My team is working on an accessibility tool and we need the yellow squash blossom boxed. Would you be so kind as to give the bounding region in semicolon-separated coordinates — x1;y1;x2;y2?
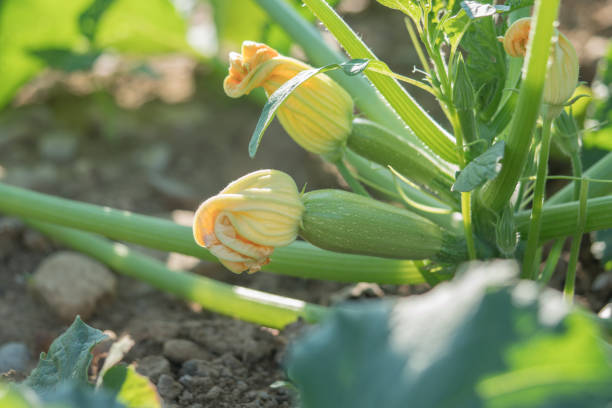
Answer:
224;41;354;158
193;169;304;274
503;17;579;112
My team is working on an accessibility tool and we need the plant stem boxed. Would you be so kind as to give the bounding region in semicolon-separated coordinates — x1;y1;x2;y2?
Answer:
0;182;426;284
564;179;589;302
404;17;431;77
335;158;370;197
298;0;460;164
462;192;477;260
522;117;553;279
538;238;565;285
27;220;327;329
515;195;612;241
480;0;561;213
548;152;612;205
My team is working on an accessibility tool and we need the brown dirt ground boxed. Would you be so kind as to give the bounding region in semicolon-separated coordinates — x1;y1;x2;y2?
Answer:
1;1;610;407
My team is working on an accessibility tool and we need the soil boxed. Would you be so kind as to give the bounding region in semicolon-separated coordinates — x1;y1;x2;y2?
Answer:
0;1;610;407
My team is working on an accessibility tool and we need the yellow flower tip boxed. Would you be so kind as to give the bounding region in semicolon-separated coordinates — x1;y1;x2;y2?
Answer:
503;18;579;111
503;17;531;57
223;41;280;98
193;169;304;274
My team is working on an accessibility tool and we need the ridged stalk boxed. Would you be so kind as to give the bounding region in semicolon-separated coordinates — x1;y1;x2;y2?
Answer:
347;119;457;205
0;182;425;284
480;0;561;212
299;189;467;262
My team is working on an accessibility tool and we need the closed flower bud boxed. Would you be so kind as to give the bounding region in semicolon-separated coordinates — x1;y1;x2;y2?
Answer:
503;18;579;110
223;41;354;158
193;169;304;274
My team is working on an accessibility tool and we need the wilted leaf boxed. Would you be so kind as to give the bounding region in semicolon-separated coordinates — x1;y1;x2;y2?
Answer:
102;365;161;408
452;141;505;192
23;317;107;398
287;261;612;408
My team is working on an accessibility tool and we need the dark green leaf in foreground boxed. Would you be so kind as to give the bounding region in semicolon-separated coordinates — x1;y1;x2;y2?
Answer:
452;141;505;192
102;365;161;408
248;59;369;158
287;261;612;408
23;316;107;397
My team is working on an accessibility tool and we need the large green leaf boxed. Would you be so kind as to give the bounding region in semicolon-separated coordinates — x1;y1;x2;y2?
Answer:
287;261;612;408
23;317;107;398
102;365;161;408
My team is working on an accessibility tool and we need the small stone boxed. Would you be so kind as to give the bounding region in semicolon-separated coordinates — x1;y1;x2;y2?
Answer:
38;131;78;162
157;374;183;400
30;251;117;321
135;143;171;172
599;303;612;320
135;355;171;382
163;339;206;363
592;271;612;292
180;359;219;378
204;385;222;400
148;174;198;207
0;342;30;373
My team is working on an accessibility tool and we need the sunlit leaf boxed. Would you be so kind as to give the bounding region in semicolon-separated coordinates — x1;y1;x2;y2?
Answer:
102;365;161;408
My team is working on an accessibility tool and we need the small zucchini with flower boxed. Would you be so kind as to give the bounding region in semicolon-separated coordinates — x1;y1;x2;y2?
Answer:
193;170;468;274
223;41;457;204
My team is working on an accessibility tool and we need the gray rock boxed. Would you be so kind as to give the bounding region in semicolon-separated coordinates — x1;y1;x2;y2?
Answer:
599;303;612;320
30;251;117;321
204;385;222;400
136;355;171;382
0;342;30;373
136;143;171;172
163;339;206;363
157;374;183;400
180;359;219;378
38;131;78;162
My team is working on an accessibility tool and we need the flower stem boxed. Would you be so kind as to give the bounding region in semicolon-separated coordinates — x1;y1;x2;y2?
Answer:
335;158;370;197
462;192;477;260
522;117;553;279
563;179;589;302
547;152;612;205
26;220;327;328
0;182;426;284
538;238;565;285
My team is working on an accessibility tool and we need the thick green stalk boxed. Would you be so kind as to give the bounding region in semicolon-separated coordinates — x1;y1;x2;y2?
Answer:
522;117;553;279
515;195;612;241
547;151;612;205
0;182;425;284
298;0;459;164
480;0;561;212
27;220;326;329
564;180;589;302
347;119;457;205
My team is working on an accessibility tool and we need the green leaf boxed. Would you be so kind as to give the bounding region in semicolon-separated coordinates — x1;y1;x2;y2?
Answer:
287;261;612;408
102;365;161;408
93;0;192;55
375;0;420;21
452;141;505;192
29;49;102;72
0;383;36;408
44;383;125;408
24;317;108;398
248;59;369;158
79;0;117;42
460;1;508;19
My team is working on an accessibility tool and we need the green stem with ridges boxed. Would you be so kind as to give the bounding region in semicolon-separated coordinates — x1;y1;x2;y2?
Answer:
299;0;459;164
480;0;561;213
335;158;370;197
538;238;565;285
522;117;553;279
27;220;327;329
515;195;612;241
0;182;425;284
547;152;612;205
563;179;589;302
